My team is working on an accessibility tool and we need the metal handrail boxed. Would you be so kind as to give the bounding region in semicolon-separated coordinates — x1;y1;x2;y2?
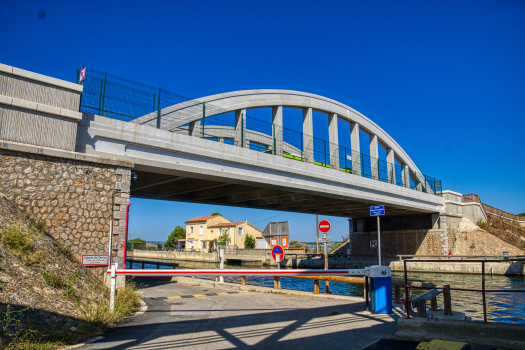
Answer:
393;254;525;261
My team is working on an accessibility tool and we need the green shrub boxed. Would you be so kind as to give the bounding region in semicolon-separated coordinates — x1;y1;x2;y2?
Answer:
42;271;65;289
244;234;255;249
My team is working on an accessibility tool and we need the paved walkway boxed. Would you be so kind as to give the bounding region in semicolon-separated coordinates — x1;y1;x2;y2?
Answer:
79;278;403;350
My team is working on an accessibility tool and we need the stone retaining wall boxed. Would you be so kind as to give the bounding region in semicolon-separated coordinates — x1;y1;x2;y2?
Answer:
0;147;132;276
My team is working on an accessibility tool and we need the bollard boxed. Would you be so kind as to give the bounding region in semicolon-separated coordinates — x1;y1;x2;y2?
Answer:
110;263;117;312
241;276;246;285
443;285;452;315
430;297;438;311
219;245;225;283
314;279;319;294
394;285;401;303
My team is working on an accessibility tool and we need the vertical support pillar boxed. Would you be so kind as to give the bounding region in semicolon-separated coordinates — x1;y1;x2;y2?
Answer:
386;149;396;184
369;134;379;180
401;163;409;188
328;113;339;169
272;106;283;156
234;109;247;148
302;107;313;163
350;122;360;175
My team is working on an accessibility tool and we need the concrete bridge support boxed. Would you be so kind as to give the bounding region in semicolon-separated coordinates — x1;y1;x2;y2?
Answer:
272;106;283;155
328;113;339;169
234;109;247;147
369;133;379;180
387;148;396;184
350;122;360;173
302;107;313;163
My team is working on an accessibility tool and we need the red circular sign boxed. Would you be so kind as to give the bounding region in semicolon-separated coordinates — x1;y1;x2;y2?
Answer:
272;245;284;262
318;220;331;233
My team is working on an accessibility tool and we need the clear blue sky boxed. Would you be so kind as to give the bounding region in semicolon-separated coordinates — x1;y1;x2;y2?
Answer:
1;1;524;242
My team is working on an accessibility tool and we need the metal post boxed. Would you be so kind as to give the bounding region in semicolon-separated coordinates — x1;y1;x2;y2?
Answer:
275;254;281;289
110;263;117;312
365;276;369;311
404;260;410;318
273;124;276;155
324;227;329;293
202;102;205;138
75;67;80;84
316;214;319;254
219;245;225;283
241;114;244;147
344;147;347;171
101;72;107;116
152;94;156;112
482;261;487;323
108;220;113;270
377;216;381;266
324;139;327;166
300;132;303;161
156;88;161;129
361;153;364;177
98;79;104;115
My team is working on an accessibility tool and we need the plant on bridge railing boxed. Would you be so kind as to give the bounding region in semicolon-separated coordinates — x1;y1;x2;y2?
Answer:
244;234;256;249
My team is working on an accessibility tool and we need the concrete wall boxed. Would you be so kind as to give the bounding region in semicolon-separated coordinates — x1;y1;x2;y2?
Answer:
0;64;83;151
0;140;132;275
350;229;447;256
443;190;487;223
130;249;217;262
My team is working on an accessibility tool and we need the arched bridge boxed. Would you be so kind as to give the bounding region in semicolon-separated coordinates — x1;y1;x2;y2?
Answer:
77;88;444;218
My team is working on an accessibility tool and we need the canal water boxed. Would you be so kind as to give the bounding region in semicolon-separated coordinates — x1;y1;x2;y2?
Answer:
126;261;525;324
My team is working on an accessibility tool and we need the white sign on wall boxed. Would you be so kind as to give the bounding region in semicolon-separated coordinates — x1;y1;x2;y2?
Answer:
82;255;109;266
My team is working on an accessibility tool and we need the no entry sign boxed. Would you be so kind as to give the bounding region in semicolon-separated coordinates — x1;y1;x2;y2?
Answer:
272;245;284;262
318;220;331;233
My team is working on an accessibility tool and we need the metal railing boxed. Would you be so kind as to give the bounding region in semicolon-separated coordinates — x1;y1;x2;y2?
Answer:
78;67;442;197
402;258;525;323
394;254;525;261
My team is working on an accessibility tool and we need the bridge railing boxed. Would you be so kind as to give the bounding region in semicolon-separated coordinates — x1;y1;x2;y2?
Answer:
78;67;442;197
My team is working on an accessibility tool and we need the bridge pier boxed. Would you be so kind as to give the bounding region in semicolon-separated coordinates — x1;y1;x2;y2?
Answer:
234;109;247;148
272;106;283;156
387;148;396;184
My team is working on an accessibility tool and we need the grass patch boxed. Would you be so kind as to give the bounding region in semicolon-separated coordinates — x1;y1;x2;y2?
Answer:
57;246;76;264
476;219;487;229
1;222;42;265
41;271;65;289
64;273;80;300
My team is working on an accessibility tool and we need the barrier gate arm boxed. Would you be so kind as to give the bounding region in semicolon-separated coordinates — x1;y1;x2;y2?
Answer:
108;265;391;311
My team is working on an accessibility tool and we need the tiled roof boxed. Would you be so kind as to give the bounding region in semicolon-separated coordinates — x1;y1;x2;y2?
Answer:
185;215;221;223
208;222;245;228
246;223;263;233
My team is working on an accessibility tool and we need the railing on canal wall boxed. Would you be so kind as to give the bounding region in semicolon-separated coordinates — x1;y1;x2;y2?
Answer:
393;254;525;261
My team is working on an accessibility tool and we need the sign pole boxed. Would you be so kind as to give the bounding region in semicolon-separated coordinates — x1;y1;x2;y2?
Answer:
316;214;319;254
377;216;381;266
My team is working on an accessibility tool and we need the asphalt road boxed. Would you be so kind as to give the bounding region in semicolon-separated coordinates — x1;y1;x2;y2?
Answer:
78;278;403;350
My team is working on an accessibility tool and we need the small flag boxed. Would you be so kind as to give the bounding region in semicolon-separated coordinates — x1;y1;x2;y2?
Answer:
79;67;86;84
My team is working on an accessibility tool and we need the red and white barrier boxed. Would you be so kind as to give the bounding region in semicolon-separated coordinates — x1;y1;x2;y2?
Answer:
106;268;369;277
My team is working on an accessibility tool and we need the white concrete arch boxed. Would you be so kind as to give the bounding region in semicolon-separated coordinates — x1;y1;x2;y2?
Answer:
132;89;421;177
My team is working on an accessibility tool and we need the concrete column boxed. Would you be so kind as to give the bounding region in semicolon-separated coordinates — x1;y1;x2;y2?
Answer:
369;134;379;180
188;121;198;137
328;113;339;169
386;148;396;184
401;163;409;188
350;123;360;174
302;107;313;163
234;109;247;148
272;106;283;155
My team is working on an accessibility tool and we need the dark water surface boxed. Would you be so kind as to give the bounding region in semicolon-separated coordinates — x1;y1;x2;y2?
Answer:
127;261;525;324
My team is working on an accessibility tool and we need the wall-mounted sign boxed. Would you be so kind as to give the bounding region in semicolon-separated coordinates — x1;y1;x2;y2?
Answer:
82;255;109;266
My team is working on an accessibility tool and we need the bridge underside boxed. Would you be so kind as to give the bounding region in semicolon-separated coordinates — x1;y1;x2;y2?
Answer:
131;169;434;218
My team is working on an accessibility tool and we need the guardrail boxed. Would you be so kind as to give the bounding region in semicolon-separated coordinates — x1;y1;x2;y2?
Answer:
401;258;525;323
393;255;525;261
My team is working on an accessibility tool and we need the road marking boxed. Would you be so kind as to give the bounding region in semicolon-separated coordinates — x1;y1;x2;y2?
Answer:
193;294;207;297
216;292;229;295
157;291;248;300
167;296;182;299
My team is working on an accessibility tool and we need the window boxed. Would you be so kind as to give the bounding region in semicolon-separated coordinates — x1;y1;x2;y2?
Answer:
203;242;207;249
190;226;194;234
238;227;243;236
199;225;203;235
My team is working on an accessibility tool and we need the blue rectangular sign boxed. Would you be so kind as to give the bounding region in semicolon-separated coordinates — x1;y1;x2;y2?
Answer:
370;205;385;216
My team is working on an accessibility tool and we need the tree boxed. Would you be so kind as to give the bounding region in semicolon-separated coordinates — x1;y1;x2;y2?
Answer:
211;212;222;216
164;225;186;248
128;237;146;250
218;228;231;246
289;240;302;248
129;237;145;244
244;234;256;249
157;242;163;250
519;213;525;217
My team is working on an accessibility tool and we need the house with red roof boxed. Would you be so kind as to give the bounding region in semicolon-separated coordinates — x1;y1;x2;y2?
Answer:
184;215;266;251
